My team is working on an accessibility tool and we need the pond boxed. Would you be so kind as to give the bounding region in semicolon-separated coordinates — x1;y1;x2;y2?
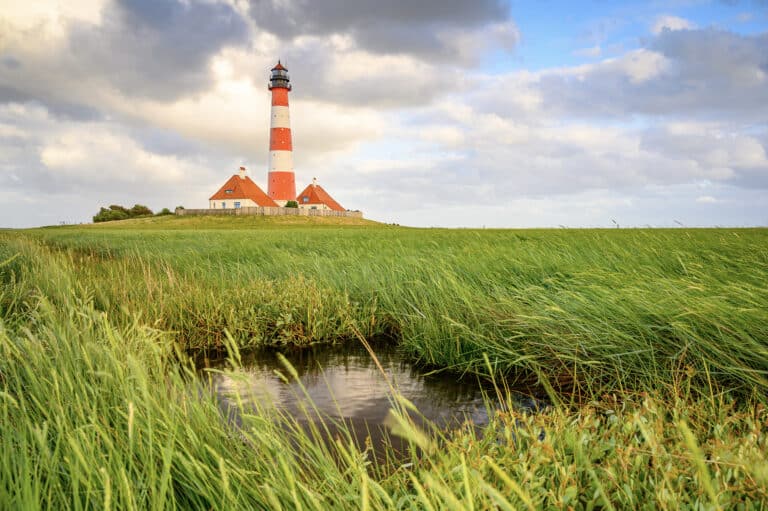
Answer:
199;342;544;458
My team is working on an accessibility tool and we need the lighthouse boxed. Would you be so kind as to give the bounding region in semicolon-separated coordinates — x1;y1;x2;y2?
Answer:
267;61;296;206
205;62;357;216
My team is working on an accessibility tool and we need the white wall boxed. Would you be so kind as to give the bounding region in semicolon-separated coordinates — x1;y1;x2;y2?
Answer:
298;203;331;211
209;198;259;209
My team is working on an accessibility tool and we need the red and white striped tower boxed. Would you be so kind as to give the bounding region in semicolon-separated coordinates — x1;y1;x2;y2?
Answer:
267;61;296;206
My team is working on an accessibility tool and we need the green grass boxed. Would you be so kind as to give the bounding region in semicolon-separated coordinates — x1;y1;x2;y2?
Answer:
1;217;767;508
82;213;380;229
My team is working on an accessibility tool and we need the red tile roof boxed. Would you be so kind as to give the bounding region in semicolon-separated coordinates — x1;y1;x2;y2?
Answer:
209;175;279;207
296;183;345;211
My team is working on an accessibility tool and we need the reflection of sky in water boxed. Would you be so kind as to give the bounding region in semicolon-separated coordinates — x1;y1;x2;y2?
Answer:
205;345;528;429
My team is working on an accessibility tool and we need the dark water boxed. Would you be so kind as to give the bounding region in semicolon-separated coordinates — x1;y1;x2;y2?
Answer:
199;343;543;457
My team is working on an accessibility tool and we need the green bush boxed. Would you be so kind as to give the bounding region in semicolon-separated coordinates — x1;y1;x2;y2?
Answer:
285;200;299;208
130;204;153;217
93;206;129;223
93;204;154;223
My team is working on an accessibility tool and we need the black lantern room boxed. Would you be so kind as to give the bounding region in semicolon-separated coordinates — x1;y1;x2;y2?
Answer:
268;61;291;90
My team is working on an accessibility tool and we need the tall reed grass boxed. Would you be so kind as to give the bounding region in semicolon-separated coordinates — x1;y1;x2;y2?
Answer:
7;221;767;396
1;219;767;507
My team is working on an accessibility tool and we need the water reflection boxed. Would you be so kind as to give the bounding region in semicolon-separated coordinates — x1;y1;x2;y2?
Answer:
200;343;540;456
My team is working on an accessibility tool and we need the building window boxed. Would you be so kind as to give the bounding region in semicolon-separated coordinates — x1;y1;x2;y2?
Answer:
222;202;226;209
234;202;241;209
310;206;317;210
225;189;233;194
302;196;309;203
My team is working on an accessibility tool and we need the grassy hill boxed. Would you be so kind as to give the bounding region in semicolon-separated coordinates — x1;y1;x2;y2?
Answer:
73;212;382;230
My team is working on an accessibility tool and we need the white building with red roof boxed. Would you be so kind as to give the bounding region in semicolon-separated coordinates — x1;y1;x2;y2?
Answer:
296;178;345;212
209;167;278;209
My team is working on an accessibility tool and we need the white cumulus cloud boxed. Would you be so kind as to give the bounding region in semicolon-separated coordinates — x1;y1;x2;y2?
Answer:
652;15;695;35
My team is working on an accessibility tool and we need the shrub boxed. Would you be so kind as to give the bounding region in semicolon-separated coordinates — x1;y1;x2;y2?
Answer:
129;204;154;217
93;204;154;223
108;204;130;215
285;200;299;208
93;207;129;223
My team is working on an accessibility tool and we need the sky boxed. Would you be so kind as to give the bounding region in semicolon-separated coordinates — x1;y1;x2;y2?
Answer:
0;0;766;228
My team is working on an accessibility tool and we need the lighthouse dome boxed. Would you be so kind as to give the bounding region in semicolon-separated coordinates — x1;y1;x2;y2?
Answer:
269;61;291;90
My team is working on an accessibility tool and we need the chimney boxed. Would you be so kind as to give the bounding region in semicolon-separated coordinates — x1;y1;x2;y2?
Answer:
239;166;246;179
312;177;317;187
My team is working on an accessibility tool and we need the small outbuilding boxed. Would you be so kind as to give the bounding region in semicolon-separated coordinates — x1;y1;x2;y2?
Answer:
209;167;278;209
296;178;345;211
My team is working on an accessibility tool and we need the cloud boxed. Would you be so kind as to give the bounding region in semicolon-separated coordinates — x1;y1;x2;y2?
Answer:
1;56;21;69
0;0;105;27
126;64;387;163
651;15;695;35
573;45;602;58
505;28;768;121
39;129;195;185
338;104;766;212
358;185;767;228
0;0;508;152
274;43;465;107
640;123;768;179
0;102;218;201
237;0;519;107
67;0;249;100
247;0;514;61
344;24;768;209
0;0;249;105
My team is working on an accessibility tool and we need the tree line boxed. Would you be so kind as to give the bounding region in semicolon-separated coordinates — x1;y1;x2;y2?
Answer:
93;204;182;223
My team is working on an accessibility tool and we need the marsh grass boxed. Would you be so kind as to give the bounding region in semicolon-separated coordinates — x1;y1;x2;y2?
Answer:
2;289;767;509
7;223;767;395
1;220;767;508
